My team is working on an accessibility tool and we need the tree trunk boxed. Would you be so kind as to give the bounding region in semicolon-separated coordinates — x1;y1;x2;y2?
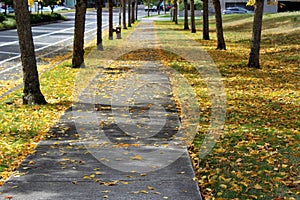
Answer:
128;0;131;27
108;0;113;39
72;0;87;68
183;0;189;30
203;0;210;40
119;4;122;26
157;0;163;15
131;1;135;23
135;0;138;20
122;0;127;29
97;0;103;50
213;0;226;50
174;0;178;24
190;0;196;33
14;0;47;105
248;0;264;69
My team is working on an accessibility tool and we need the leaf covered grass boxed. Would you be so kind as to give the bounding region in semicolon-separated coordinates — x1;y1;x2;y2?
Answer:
0;63;77;185
0;22;138;186
155;12;299;200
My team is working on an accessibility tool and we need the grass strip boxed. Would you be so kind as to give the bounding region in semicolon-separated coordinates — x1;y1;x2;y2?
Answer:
155;12;299;200
0;21;138;185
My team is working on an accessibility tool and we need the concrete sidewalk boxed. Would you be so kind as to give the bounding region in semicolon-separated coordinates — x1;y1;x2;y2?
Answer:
0;16;202;200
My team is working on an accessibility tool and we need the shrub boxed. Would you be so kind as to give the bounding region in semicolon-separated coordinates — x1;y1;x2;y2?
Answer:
0;14;6;23
30;13;65;24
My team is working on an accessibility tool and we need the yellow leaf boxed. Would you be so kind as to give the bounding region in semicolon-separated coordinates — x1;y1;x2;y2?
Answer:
130;155;143;160
254;184;263;190
148;186;155;190
90;174;95;178
28;160;35;165
83;175;91;180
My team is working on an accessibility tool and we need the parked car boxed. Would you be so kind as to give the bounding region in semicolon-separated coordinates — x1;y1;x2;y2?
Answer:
222;7;253;14
165;4;173;11
160;3;173;11
7;7;15;13
54;6;71;11
41;6;51;12
144;5;157;12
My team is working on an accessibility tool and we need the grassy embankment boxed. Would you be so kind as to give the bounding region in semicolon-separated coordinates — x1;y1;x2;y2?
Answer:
155;12;299;200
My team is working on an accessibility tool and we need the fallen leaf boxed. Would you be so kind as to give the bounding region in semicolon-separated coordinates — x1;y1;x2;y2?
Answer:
130;155;143;160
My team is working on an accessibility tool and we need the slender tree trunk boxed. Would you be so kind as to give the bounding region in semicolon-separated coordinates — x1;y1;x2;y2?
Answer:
135;0;138;20
119;3;122;26
183;0;189;30
122;0;127;29
248;0;264;69
172;8;175;22
213;0;226;50
14;0;47;105
97;0;103;50
190;0;196;33
147;2;150;17
157;0;163;15
203;0;209;40
128;0;131;27
131;1;135;23
72;0;87;68
108;0;113;39
174;0;178;24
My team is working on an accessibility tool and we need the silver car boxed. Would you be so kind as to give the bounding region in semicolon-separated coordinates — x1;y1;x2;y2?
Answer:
222;7;254;14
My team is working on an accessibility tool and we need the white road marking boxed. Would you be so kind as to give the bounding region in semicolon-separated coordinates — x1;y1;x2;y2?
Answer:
0;51;19;55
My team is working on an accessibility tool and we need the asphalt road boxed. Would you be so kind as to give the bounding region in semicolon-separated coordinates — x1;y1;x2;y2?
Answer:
0;11;108;82
0;9;147;84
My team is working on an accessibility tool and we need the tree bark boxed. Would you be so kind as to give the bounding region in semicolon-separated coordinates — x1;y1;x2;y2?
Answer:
122;0;127;29
97;0;103;50
203;0;210;40
108;0;113;39
213;0;226;50
248;0;264;69
183;0;189;30
72;0;87;68
119;3;122;26
135;0;138;20
131;1;135;23
157;0;163;15
128;0;131;27
14;0;47;105
174;0;178;24
190;0;196;33
147;2;150;17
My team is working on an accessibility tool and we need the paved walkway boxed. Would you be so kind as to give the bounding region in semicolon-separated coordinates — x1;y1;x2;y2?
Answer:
0;16;202;200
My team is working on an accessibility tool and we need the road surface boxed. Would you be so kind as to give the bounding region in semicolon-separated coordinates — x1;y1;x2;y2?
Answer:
0;9;147;98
